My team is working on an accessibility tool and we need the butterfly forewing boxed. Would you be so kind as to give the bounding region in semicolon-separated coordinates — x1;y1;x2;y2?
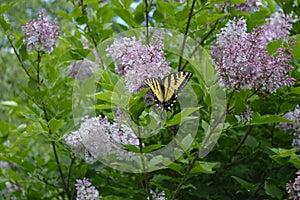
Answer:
144;78;164;103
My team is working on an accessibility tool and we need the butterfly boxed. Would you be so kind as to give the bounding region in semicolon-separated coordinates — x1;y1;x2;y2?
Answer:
144;71;193;112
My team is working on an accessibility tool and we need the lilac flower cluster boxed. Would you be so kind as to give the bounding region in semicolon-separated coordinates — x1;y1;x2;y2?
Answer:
147;188;167;200
211;11;294;93
287;170;300;200
3;182;21;200
106;33;171;93
22;10;61;53
279;106;300;151
233;0;262;12
65;109;139;163
75;178;100;200
68;59;98;80
241;108;253;123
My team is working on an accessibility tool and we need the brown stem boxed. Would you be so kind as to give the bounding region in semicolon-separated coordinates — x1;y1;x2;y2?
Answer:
231;125;254;157
178;0;196;71
180;18;221;71
144;0;149;44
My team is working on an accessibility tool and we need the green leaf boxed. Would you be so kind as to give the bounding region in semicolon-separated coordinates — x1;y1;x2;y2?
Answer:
1;100;18;107
232;176;259;193
113;8;139;27
249;113;292;125
292;34;300;62
166;107;199;127
269;147;296;157
190;161;219;174
266;38;282;55
0;2;16;15
48;118;64;134
230;0;245;4
0;16;11;31
264;181;284;199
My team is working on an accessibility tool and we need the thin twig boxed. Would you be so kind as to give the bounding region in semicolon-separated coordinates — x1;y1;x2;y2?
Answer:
6;35;31;78
178;0;196;71
180;18;221;71
144;0;149;44
231;125;254;157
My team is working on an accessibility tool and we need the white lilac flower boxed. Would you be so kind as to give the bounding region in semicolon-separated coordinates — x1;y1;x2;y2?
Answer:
287;170;300;200
65;110;139;163
22;10;61;53
147;188;167;200
106;33;171;94
211;11;294;93
75;178;100;200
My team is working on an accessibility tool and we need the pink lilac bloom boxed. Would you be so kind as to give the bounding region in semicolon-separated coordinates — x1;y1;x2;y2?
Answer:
68;59;98;80
22;10;61;53
233;0;262;12
211;11;294;93
64;110;139;163
106;33;171;94
279;106;300;152
287;170;300;200
75;178;100;200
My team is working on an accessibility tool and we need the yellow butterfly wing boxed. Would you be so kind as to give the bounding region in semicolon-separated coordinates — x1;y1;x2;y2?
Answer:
144;78;164;103
163;71;193;102
144;71;193;111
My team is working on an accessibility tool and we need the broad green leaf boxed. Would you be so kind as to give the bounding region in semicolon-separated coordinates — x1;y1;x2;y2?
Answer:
292;34;300;62
113;8;139;27
0;16;11;31
249;113;293;125
232;176;259;193
264;181;284;199
1;101;18;107
190;161;219;174
166;107;199;127
0;2;16;15
269;147;296;157
143;144;164;153
48;118;64;134
266;38;282;55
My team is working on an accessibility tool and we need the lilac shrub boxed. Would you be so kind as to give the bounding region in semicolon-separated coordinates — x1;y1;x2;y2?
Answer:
211;11;294;93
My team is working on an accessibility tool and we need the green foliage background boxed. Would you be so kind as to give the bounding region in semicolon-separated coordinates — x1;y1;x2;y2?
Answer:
1;0;300;199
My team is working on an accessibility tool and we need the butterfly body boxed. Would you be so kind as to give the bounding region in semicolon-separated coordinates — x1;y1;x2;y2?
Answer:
144;71;193;111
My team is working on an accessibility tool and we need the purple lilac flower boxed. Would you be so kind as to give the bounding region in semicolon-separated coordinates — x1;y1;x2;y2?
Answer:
106;33;171;94
279;106;300;152
287;170;300;200
147;188;167;200
233;0;262;12
241;108;253;123
211;11;294;93
3;182;21;200
65;110;139;163
68;59;98;80
75;178;100;200
22;10;61;53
